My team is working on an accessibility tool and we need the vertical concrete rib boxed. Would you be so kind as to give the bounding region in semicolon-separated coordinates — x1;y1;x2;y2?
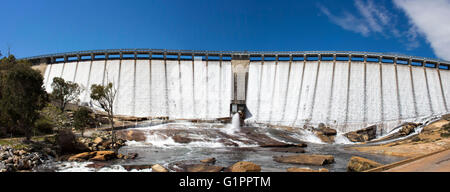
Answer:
344;55;352;132
281;55;293;123
326;54;336;124
148;52;152;117
409;59;419;118
293;55;307;126
219;55;223;115
268;55;279;123
394;57;402;122
205;55;209;118
85;55;94;101
255;55;264;121
133;53;137;117
437;64;448;112
60;57;66;77
101;54;107;85
45;62;53;86
309;54;321;122
73;57;80;82
115;53;122;114
423;61;434;114
363;56;367;126
163;53;169;117
379;56;385;134
192;53;197;117
178;54;184;118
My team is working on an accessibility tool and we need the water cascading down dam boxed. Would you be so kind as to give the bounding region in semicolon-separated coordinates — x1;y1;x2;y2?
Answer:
26;49;450;135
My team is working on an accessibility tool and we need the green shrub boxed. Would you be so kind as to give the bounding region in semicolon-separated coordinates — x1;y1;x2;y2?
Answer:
34;118;54;134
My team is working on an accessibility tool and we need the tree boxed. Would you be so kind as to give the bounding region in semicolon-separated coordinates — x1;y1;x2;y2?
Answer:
50;77;81;112
0;55;48;141
90;83;117;148
73;107;90;137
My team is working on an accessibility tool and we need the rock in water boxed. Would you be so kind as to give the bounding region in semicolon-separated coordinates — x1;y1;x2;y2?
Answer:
229;161;261;172
344;125;377;142
90;151;116;161
185;164;224;172
347;156;383;172
318;123;337;136
200;157;216;164
399;123;419;136
286;167;329;172
273;154;335;166
152;164;169;172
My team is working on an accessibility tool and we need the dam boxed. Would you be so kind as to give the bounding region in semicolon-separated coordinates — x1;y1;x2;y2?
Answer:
26;49;450;134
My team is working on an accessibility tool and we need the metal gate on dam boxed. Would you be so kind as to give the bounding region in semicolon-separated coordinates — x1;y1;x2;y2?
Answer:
26;49;450;134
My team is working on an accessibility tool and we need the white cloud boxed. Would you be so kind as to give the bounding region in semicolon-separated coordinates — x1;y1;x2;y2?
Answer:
393;0;450;61
318;0;420;50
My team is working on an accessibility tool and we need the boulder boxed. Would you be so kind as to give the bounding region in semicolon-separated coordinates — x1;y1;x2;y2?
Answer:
90;151;116;161
286;167;329;172
273;154;335;166
442;114;450;121
56;130;79;154
229;161;261;172
344;125;377;142
347;156;383;172
122;164;153;171
93;137;103;145
200;157;216;164
185;164;224;172
68;152;96;161
172;135;192;144
152;164;169;172
318;123;337;136
86;162;110;169
270;147;305;153
398;123;419;136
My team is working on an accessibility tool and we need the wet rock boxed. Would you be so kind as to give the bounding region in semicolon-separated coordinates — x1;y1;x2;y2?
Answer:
260;142;306;148
122;164;153;171
442;114;450;121
185;164;224;172
68;152;96;161
399;123;419;136
229;161;261;172
200;157;216;164
318;123;337;136
86;162;110;169
172;135;192;144
90;151;116;161
270;147;305;153
287;167;329;172
347;156;383;172
115;130;146;141
344;125;377;142
152;164;169;172
273;154;335;166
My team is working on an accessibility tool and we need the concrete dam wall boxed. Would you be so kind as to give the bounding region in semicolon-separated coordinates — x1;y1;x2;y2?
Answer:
28;49;450;134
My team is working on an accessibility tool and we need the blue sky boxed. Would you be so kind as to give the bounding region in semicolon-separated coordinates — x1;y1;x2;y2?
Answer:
1;0;449;61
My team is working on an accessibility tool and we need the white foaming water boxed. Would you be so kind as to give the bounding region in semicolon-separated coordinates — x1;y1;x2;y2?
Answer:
57;162;153;172
334;134;353;144
223;113;241;135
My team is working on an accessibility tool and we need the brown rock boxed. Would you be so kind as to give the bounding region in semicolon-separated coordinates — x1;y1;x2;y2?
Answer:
399;123;418;136
287;167;329;172
273;154;335;166
185;164;224;172
86;162;110;169
200;157;216;164
115;130;146;141
229;161;261;172
347;156;383;172
270;147;305;153
93;137;103;145
318;123;337;136
152;164;169;172
122;164;153;171
344;125;377;142
68;152;96;161
90;151;116;161
172;135;192;144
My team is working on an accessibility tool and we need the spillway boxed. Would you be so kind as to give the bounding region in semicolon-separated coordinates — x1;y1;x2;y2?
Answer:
28;49;450;134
